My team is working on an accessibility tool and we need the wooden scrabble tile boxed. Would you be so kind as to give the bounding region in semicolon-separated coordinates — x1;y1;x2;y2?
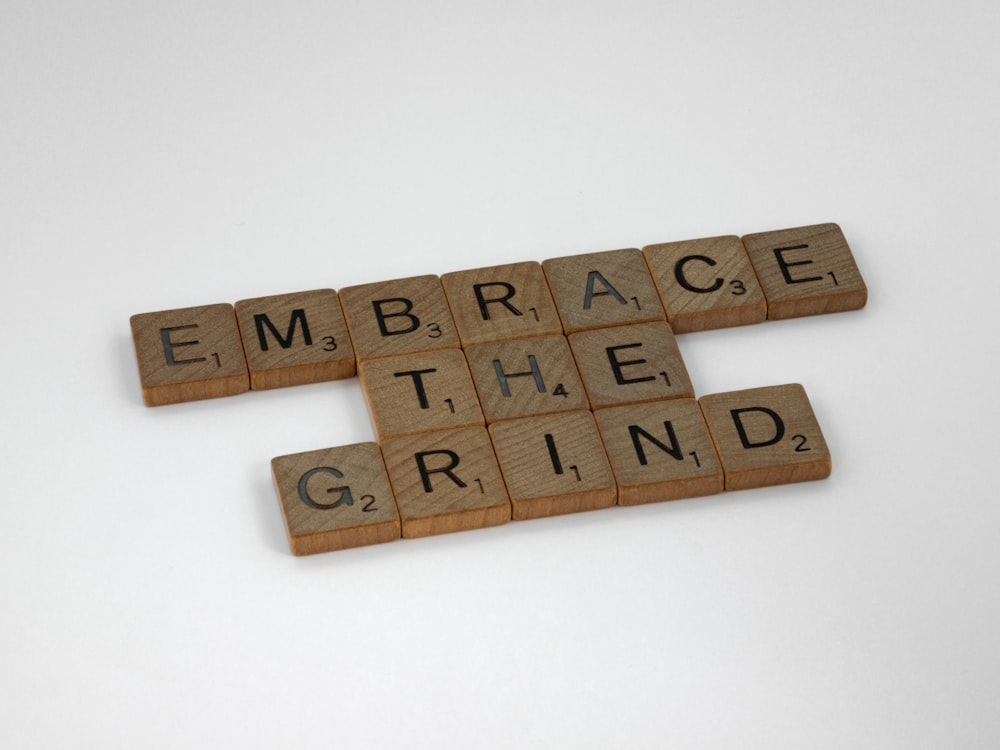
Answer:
489;411;617;520
271;442;401;555
440;261;563;345
642;235;767;333
234;289;356;390
380;426;510;538
338;275;460;360
358;349;484;440
464;334;589;423
130;303;249;406
542;247;665;333
594;399;723;506
698;383;831;491
567;321;694;409
741;223;868;320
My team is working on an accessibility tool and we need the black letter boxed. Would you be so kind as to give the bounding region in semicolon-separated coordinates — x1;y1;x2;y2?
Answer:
606;343;655;386
674;255;724;294
493;355;546;397
394;368;437;409
730;407;785;448
415;450;467;492
372;298;420;336
773;246;822;285
160;325;206;366
583;271;628;309
253;308;312;351
474;282;522;320
628;422;683;465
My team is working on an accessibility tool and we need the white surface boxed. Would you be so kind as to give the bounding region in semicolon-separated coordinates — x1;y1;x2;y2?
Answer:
3;1;999;747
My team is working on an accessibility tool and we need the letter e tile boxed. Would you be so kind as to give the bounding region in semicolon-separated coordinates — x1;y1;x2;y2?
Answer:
130;303;249;406
699;383;831;491
489;411;616;519
380;426;511;538
271;443;401;555
741;223;868;320
642;235;767;333
235;289;356;389
594;399;723;505
542;248;665;333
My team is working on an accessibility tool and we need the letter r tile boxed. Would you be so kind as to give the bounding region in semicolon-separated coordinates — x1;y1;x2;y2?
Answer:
234;289;356;390
698;383;831;491
339;275;460;360
271;443;401;555
130;303;249;406
741;223;868;320
542;247;665;333
380;426;511;538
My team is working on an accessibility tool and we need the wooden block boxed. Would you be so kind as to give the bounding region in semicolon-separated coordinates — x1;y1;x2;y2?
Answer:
380;426;511;538
440;261;563;345
699;383;831;491
642;235;767;333
741;223;868;320
567;321;694;409
271;443;401;555
358;349;484;441
542;247;665;333
464;334;589;423
338;275;460;360
489;411;617;520
594;399;723;506
234;289;356;390
130;303;249;406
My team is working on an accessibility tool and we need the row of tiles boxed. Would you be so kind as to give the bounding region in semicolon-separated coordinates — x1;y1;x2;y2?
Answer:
130;222;867;406
273;384;830;555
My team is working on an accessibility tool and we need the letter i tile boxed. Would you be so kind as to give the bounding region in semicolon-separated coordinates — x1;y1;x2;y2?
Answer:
489;411;617;520
130;303;249;406
380;426;511;538
271;443;401;555
699;383;831;491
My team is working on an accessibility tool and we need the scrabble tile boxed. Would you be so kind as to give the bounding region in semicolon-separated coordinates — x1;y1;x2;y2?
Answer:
234;289;356;390
642;235;767;333
338;275;460;360
594;399;723;506
542;247;665;333
380;426;511;538
567;321;694;409
271;443;401;555
358;349;484;440
489;411;617;520
130;303;249;406
741;223;868;320
464;334;589;422
699;383;831;491
441;261;563;345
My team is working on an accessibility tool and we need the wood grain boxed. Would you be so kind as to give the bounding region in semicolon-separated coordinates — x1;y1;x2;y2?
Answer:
441;261;563;345
542;247;665;333
741;223;868;320
699;383;831;490
594;398;723;505
270;443;401;555
380;426;511;538
339;275;460;360
464;334;589;422
358;349;484;440
234;289;356;390
130;303;249;406
642;235;767;333
567;321;694;408
489;411;616;520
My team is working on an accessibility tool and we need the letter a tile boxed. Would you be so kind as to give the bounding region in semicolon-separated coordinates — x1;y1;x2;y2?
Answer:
380;426;511;538
235;289;356;390
699;383;831;491
489;411;617;520
741;223;868;320
130;303;249;406
594;398;723;505
271;443;401;555
642;235;767;333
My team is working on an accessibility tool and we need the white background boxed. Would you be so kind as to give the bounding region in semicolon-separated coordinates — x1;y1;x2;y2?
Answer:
2;1;998;747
